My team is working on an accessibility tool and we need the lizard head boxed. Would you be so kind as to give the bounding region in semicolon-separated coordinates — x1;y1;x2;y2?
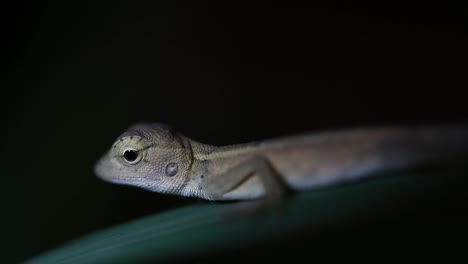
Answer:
94;123;194;194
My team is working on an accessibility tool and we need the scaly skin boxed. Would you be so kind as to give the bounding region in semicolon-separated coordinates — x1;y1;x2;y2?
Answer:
95;123;468;201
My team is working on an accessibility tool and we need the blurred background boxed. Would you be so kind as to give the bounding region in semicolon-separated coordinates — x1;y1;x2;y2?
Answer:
3;2;467;263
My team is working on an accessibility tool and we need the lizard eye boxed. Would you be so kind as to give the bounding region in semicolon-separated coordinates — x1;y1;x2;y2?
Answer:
122;148;141;164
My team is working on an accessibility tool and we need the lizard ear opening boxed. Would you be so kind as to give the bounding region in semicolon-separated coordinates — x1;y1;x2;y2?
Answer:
165;162;179;177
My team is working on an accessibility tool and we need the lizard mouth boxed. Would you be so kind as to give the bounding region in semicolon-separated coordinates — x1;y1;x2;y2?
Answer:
108;177;164;193
109;177;148;185
112;177;148;182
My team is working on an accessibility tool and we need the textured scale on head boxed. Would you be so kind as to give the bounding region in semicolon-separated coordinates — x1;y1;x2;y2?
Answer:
94;123;194;194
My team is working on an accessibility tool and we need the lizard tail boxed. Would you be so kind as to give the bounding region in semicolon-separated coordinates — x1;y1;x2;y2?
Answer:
378;124;468;169
289;124;468;191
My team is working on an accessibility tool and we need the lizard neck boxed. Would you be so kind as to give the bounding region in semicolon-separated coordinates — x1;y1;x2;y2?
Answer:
193;141;263;161
183;138;262;200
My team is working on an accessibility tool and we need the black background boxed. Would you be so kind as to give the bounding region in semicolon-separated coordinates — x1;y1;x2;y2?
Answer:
3;2;467;263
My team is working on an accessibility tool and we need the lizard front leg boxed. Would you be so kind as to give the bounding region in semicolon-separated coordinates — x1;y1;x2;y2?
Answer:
203;157;291;203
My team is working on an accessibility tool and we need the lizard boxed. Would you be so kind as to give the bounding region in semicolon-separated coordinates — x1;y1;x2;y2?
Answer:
94;123;468;203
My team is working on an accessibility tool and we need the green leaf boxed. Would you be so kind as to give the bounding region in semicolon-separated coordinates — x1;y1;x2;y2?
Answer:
23;169;467;263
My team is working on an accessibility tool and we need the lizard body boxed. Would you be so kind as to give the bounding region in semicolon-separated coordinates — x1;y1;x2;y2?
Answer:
95;123;468;201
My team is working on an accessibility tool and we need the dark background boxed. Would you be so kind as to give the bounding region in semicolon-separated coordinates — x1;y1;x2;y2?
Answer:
3;2;467;263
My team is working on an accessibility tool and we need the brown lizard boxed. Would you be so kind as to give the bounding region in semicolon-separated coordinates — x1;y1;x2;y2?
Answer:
94;123;468;202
